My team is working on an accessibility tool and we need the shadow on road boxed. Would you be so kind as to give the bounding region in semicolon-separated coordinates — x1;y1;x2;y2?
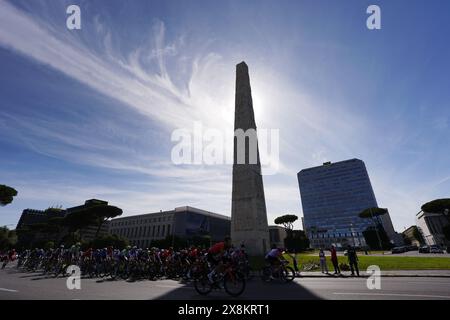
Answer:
152;278;323;300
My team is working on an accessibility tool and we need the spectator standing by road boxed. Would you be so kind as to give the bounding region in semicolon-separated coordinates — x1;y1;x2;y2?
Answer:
319;248;328;274
330;245;340;274
286;249;300;276
347;245;360;277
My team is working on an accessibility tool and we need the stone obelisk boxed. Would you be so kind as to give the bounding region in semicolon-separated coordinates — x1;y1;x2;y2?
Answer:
231;62;270;256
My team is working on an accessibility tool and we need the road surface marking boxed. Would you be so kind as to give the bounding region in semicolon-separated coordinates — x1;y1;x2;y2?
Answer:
0;288;18;293
333;292;450;299
155;284;191;289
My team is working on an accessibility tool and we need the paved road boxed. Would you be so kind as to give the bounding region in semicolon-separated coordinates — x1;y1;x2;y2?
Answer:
2;265;450;300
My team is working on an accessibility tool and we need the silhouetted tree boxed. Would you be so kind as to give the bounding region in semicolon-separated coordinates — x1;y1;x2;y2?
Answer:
362;225;392;250
0;226;17;250
359;207;388;249
89;234;129;250
62;209;97;240
284;230;310;252
87;204;123;238
421;199;450;214
0;185;18;206
274;214;298;238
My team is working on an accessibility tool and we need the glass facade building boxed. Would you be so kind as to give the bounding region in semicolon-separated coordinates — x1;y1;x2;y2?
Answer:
298;159;383;248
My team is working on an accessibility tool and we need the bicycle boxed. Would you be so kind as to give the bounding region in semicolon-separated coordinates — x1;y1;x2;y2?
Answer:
194;260;246;297
261;259;295;282
302;261;320;271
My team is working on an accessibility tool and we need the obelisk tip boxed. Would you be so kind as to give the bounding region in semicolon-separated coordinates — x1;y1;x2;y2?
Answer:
236;61;248;70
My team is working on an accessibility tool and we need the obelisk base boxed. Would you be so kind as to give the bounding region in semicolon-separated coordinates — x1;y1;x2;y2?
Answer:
231;230;270;256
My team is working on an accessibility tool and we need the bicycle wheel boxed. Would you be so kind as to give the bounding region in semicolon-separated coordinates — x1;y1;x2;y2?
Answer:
282;266;295;282
224;272;246;297
194;276;212;295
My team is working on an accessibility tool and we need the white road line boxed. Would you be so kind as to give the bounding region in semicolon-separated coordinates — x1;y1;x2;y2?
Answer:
155;284;191;289
333;292;450;299
0;288;18;293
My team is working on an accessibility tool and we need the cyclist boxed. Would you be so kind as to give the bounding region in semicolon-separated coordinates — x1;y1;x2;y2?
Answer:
265;245;284;278
1;248;16;269
107;246;114;260
207;236;232;284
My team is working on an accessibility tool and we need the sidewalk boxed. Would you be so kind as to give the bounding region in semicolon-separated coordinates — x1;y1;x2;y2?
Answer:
296;270;450;278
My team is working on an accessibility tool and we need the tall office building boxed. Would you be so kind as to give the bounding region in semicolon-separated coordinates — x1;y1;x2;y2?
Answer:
297;159;397;248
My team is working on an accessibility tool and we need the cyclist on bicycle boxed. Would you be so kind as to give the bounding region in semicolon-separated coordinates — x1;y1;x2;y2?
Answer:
207;236;232;284
265;245;285;278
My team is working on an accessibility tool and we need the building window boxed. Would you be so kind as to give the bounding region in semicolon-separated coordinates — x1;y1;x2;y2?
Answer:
157;225;160;237
167;224;171;236
162;225;166;237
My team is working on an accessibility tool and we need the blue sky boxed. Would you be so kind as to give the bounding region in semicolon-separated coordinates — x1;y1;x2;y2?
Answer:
0;0;449;232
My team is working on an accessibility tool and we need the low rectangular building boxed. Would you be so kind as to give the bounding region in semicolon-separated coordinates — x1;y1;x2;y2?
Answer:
268;226;287;248
108;206;231;248
416;211;449;247
402;225;423;247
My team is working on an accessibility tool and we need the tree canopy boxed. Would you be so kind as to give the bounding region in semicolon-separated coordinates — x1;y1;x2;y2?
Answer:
62;209;97;232
358;207;388;219
89;234;129;250
284;230;309;252
274;215;298;231
88;204;123;237
421;199;450;214
0;226;17;250
0;185;18;206
362;225;392;250
63;204;123;238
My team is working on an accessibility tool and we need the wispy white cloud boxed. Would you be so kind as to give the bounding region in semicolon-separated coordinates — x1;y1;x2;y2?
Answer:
1;0;447;233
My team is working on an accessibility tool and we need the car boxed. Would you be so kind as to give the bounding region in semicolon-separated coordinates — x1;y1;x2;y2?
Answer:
406;245;418;251
391;246;407;254
430;246;445;254
419;246;430;253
